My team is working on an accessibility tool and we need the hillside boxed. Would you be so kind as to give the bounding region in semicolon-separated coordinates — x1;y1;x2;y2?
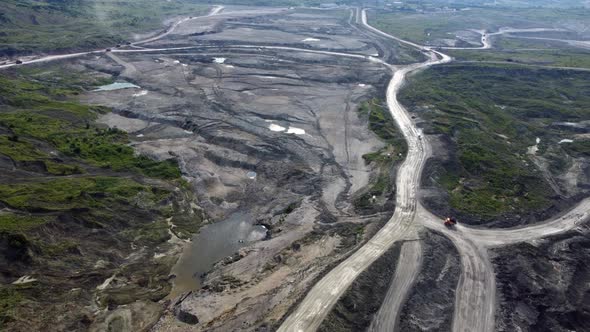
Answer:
0;0;208;56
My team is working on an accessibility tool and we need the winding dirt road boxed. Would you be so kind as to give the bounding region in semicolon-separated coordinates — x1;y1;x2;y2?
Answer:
2;5;589;331
0;6;224;71
281;8;590;332
360;10;590;332
277;10;451;332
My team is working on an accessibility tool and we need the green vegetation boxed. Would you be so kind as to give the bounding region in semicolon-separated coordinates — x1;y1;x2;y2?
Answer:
448;47;590;69
0;177;153;211
355;99;406;211
0;286;24;326
0;214;51;232
0;73;180;179
0;67;201;330
0;0;208;55
446;35;590;69
400;63;590;219
358;98;407;161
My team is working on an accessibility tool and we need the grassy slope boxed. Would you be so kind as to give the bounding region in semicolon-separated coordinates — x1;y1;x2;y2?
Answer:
0;67;202;329
0;0;208;55
399;63;590;222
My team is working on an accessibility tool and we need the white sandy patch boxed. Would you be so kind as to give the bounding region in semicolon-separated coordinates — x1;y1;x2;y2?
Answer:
173;60;180;64
269;123;286;132
559;139;574;144
133;90;148;97
287;127;306;135
213;57;227;64
302;37;320;42
96;274;116;290
136;134;144;138
154;253;166;259
184;130;194;134
225;64;235;68
358;83;366;87
527;137;541;155
12;275;37;285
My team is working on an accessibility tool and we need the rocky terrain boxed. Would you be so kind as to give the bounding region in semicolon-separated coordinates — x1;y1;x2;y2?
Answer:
64;6;418;331
2;3;590;332
492;227;590;332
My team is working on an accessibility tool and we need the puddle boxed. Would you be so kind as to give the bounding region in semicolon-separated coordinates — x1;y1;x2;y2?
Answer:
213;57;227;64
170;212;267;296
94;82;140;91
246;171;257;179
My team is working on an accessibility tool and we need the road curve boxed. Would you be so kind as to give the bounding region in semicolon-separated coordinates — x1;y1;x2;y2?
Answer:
0;5;224;71
457;197;590;247
278;13;451;332
416;206;496;332
131;5;224;46
114;44;377;62
361;10;590;332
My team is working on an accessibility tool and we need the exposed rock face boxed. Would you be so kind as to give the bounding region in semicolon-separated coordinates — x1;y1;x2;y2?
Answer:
492;229;590;332
397;230;460;331
176;308;199;325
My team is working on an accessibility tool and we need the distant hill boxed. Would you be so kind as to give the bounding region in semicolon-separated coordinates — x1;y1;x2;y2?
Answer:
0;0;208;56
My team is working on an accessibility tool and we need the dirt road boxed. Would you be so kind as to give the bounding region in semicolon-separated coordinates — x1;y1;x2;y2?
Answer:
367;238;423;332
277;10;451;332
0;6;224;71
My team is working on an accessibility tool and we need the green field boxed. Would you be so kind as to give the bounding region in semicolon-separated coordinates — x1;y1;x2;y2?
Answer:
400;63;590;222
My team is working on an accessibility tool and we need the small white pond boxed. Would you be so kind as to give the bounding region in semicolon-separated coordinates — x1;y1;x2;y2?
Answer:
94;82;140;91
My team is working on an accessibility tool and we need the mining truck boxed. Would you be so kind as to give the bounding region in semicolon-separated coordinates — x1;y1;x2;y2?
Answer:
444;217;457;228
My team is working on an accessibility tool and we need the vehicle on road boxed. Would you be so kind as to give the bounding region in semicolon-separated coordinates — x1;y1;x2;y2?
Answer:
15;60;23;64
444;217;457;228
